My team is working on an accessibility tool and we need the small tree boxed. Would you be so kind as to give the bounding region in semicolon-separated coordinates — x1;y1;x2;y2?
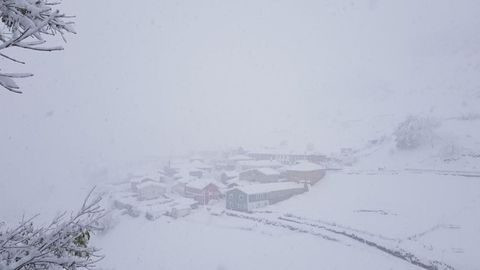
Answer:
0;188;105;270
394;116;437;150
0;0;75;93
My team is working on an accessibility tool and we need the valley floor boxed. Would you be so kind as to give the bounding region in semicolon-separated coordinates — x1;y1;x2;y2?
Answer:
95;171;480;270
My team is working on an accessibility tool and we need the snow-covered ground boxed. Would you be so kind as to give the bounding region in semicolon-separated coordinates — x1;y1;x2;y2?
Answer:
270;171;480;269
94;170;480;270
96;209;422;270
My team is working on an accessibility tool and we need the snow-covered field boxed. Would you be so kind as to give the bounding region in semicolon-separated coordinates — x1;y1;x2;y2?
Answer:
95;171;480;270
271;171;480;269
96;213;422;270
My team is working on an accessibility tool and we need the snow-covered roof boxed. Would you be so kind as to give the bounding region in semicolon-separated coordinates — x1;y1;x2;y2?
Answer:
255;167;280;176
136;181;166;190
235;182;304;195
288;162;325;172
189;155;204;161
170;197;198;208
168;160;189;169
130;173;160;183
247;146;324;156
238;160;282;168
191;160;213;169
223;176;240;186
129;178;142;184
111;191;138;205
222;171;239;178
186;179;218;190
228;154;252;161
225;179;241;186
176;177;191;184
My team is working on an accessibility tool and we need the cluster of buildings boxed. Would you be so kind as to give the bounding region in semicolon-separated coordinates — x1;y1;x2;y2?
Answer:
108;147;328;219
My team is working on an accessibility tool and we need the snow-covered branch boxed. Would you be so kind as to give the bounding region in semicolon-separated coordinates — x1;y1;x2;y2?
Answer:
0;0;74;93
0;188;105;270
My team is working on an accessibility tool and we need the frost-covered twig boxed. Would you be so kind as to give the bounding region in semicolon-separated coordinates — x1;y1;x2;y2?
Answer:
0;187;105;270
0;0;75;93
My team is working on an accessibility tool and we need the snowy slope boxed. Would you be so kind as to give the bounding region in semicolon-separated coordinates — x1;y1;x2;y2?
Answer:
348;116;480;171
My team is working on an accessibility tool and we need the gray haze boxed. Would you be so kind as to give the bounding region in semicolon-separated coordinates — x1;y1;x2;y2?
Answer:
1;0;480;215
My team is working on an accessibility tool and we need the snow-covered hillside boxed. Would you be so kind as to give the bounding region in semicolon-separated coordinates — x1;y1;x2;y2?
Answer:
343;115;480;171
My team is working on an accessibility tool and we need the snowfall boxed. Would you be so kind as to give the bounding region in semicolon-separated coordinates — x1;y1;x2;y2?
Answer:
2;117;480;270
2;1;480;270
2;105;480;270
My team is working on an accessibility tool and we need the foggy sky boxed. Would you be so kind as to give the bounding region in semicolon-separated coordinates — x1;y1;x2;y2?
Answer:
1;0;479;212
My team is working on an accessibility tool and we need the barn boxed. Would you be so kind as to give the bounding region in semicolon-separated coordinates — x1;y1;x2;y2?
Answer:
286;162;326;185
239;168;280;183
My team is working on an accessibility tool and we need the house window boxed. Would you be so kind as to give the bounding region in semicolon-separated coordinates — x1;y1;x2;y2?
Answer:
228;193;233;200
239;194;244;200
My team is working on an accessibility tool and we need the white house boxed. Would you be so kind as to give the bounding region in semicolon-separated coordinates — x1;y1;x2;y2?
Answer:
136;181;166;200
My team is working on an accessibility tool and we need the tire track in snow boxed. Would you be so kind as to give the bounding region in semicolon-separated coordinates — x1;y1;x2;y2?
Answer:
223;211;339;242
223;211;455;270
279;215;454;270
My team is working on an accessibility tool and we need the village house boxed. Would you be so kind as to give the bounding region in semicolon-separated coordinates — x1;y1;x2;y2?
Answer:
190;160;214;173
189;155;205;162
189;168;203;178
237;159;282;171
216;154;250;170
144;196;199;220
247;147;328;165
220;171;239;183
130;176;160;192
167;197;199;219
227;154;253;164
212;159;232;171
136;180;167;200
171;178;189;195
239;168;280;183
224;180;241;189
286;162;326;185
226;182;307;212
184;179;221;204
166;159;212;178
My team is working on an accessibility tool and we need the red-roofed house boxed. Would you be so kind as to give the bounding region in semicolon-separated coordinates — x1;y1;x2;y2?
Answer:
185;179;221;204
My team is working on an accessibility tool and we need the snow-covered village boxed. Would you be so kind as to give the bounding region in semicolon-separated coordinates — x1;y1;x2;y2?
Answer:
105;148;327;219
91;135;480;270
1;1;480;270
